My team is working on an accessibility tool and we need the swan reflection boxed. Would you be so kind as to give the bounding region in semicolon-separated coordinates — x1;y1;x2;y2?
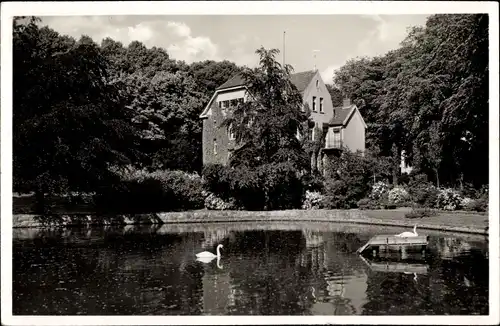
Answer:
196;256;223;270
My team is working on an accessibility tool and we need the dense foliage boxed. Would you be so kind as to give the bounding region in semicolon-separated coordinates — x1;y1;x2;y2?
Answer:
202;162;304;210
13;18;141;212
95;169;204;213
332;14;489;188
13;14;489;214
222;47;310;169
13;17;242;209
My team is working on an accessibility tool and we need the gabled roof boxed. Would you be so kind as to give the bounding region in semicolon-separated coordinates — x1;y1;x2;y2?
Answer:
329;105;354;126
201;70;318;119
289;70;317;93
329;104;368;129
216;74;246;90
215;70;317;93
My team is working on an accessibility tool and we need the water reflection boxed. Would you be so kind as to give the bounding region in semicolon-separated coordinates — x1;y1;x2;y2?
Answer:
13;222;488;315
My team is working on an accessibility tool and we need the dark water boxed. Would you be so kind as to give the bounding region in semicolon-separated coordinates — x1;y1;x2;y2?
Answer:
13;222;489;315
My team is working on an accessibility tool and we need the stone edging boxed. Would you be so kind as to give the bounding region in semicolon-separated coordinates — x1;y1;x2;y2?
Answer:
12;209;488;236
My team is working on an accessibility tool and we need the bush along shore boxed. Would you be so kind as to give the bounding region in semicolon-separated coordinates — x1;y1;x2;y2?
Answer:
13;164;489;236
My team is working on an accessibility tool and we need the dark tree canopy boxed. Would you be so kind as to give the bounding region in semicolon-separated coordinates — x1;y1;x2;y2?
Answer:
13;17;140;196
331;14;488;188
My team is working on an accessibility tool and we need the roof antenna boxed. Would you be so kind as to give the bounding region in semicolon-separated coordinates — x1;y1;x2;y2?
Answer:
283;31;286;66
312;49;320;72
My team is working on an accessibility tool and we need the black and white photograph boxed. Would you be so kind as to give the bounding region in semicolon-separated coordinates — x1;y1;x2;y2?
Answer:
1;1;499;325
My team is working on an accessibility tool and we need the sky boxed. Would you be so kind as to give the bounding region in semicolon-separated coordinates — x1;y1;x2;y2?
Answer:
40;14;429;84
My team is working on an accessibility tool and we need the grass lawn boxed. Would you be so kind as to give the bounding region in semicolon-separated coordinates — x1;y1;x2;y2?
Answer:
363;208;488;231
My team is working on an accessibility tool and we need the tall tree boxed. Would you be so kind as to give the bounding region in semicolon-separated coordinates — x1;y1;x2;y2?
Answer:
222;47;310;169
332;14;488;188
13;18;139;209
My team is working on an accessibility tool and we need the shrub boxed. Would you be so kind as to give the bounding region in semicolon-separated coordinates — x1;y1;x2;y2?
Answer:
407;175;439;208
301;172;325;192
95;169;204;213
469;197;488;212
463;189;488;212
357;198;378;210
398;172;410;185
370;181;389;201
322;151;373;209
202;164;232;199
471;186;489;212
259;162;304;210
202;162;304;211
404;207;438;219
322;179;350;209
388;187;410;205
302;190;324;210
436;188;463;210
203;191;238;210
461;197;475;211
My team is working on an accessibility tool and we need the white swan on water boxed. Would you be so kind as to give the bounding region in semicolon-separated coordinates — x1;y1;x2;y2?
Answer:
196;244;223;259
396;225;418;237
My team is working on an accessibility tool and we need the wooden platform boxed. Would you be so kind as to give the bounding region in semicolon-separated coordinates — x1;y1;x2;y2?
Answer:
357;234;429;254
359;255;429;274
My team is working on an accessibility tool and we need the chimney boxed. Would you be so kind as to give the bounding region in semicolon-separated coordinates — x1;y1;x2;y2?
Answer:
343;98;351;107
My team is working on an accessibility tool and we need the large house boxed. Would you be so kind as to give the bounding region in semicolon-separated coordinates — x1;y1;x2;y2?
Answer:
199;70;366;173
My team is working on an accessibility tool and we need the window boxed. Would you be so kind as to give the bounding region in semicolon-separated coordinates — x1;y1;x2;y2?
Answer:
218;102;222;108
228;124;235;141
316;80;319;88
312;96;317;112
214;140;218;155
333;129;341;148
319;97;324;113
238;98;244;105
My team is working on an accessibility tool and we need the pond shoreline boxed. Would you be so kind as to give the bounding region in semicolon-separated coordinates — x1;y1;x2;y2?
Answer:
12;208;489;235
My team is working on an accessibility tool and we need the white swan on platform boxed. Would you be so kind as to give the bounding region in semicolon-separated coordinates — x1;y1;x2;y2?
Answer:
196;244;223;259
396;225;418;237
404;271;418;282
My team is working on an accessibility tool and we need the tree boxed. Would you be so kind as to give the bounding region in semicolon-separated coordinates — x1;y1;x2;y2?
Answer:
325;84;343;107
13;18;140;210
222;47;310;169
333;14;488;188
188;60;243;99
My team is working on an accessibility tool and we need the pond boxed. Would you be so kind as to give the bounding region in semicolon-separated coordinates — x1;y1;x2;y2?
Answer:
13;222;489;315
